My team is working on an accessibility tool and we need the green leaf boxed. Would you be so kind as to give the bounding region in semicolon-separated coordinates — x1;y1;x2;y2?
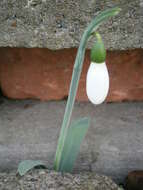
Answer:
18;160;46;176
54;7;121;171
59;118;90;172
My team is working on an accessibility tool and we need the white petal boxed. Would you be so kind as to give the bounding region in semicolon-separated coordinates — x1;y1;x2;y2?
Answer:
86;62;109;105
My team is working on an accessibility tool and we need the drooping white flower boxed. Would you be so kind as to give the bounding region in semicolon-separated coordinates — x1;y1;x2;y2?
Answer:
86;61;109;105
86;32;109;105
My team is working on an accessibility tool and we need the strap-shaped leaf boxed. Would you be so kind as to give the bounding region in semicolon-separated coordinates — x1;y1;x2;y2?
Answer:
54;7;121;171
59;117;90;172
18;160;46;176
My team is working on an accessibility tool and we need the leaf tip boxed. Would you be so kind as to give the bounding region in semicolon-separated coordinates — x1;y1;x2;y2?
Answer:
114;7;122;15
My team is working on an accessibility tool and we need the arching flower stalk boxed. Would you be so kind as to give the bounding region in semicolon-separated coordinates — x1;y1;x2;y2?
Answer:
86;32;109;105
17;7;121;177
54;8;121;172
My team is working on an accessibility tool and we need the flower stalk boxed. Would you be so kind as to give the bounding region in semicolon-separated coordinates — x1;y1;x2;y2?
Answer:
54;7;121;171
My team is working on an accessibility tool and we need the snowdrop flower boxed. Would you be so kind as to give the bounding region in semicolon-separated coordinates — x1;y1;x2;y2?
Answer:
86;33;109;105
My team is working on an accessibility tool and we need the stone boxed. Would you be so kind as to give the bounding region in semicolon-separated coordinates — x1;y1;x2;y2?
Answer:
0;0;142;50
0;98;143;183
0;170;120;189
0;48;143;102
125;171;143;190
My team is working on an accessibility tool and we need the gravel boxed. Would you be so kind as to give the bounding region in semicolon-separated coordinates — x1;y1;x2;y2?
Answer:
0;169;121;190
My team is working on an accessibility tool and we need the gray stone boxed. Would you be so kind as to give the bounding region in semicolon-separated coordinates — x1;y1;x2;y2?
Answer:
0;170;121;189
0;97;143;183
0;0;142;50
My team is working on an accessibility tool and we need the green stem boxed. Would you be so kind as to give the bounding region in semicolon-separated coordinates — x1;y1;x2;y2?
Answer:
54;7;121;171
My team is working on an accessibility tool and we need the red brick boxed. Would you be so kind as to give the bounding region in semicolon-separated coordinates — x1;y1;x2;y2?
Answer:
0;48;142;102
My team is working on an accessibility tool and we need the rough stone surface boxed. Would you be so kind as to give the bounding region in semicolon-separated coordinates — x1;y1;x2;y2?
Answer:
0;0;142;50
125;171;143;190
0;170;120;190
0;48;143;102
0;97;143;183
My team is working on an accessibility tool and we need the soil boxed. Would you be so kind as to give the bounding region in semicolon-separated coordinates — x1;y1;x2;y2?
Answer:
0;169;121;190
